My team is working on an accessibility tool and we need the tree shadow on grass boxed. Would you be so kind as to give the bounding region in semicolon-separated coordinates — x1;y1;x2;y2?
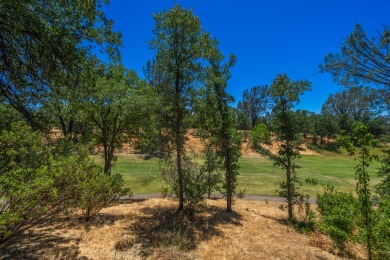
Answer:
0;210;130;259
0;223;85;260
114;204;242;258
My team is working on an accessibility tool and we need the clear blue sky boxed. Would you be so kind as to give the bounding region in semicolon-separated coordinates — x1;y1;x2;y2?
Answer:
103;0;390;113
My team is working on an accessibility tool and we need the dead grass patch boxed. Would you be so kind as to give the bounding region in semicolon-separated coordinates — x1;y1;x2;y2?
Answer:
0;199;365;259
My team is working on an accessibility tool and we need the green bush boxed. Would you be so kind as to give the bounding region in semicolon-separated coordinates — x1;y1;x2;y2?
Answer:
250;123;270;148
0;123;129;244
0;124;85;244
67;153;130;221
372;198;390;259
160;157;207;212
317;187;357;251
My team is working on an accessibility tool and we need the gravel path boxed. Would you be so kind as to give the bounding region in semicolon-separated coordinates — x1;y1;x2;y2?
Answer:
126;193;317;204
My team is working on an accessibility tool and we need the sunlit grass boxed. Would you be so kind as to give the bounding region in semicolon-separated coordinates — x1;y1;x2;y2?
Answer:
91;151;383;197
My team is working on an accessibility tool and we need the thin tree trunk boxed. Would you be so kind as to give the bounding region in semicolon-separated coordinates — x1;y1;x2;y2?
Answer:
362;155;372;260
208;169;211;199
176;133;184;211
103;142;111;174
224;132;233;212
226;149;232;212
286;152;293;222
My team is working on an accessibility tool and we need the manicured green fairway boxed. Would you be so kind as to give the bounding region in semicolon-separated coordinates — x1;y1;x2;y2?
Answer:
239;155;381;197
91;153;382;197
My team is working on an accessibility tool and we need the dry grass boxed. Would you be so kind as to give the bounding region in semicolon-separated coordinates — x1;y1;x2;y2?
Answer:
0;199;366;260
181;130;321;158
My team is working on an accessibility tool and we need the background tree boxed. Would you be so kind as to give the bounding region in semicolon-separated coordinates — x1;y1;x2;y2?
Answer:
149;4;213;211
321;87;377;132
269;74;311;222
237;85;271;129
83;63;143;174
320;24;389;98
234;107;252;130
311;113;339;146
294;109;314;139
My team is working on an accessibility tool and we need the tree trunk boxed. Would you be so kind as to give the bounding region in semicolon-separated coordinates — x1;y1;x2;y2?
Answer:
225;140;232;212
103;142;112;174
176;128;184;211
286;142;293;222
208;170;211;199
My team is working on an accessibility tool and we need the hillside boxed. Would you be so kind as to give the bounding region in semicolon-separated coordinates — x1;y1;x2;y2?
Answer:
0;198;365;260
111;129;322;157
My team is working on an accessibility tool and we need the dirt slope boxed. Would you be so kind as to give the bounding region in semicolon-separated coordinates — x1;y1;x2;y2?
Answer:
48;128;321;157
183;130;321;158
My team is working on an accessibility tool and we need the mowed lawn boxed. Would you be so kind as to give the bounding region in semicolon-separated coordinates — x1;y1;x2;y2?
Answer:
91;152;382;197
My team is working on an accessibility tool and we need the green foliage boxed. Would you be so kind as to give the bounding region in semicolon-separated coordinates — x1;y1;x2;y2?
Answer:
160;157;207;212
321;87;380;134
0;123;128;243
337;122;386;259
250;123;270;148
0;0;121;130
73;157;131;221
199;47;241;212
294;110;314;139
372;198;390;259
310;113;339;146
321;24;390;102
0;104;23;131
149;4;216;210
317;187;357;250
376;149;390;200
0;124;72;243
200;145;223;198
83;63;146;174
313;123;390;258
269;73;311;221
373;150;390;258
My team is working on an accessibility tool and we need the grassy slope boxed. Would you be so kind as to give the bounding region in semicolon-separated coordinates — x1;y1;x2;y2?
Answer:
92;150;382;197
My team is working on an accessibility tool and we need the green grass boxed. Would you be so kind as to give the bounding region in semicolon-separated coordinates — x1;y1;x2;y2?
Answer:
238;154;381;197
91;152;383;197
91;154;162;194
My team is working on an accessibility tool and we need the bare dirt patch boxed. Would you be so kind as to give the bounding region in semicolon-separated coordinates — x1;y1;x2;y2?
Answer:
0;199;364;260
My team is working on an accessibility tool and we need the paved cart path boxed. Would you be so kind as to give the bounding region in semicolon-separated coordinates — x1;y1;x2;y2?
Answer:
124;193;317;204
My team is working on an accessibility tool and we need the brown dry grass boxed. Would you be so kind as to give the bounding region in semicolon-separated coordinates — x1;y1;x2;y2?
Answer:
46;128;321;158
184;130;321;158
0;199;366;260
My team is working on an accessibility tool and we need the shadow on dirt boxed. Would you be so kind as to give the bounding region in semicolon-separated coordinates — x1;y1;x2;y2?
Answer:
115;205;242;258
0;210;130;259
0;226;84;260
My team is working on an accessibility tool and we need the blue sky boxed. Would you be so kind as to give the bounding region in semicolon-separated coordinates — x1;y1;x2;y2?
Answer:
103;0;390;113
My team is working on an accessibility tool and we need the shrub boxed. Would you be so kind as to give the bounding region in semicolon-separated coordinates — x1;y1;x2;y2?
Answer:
372;198;390;259
0;123;129;244
250;123;270;148
0;124;81;244
161;157;207;212
73;155;130;221
317;187;357;251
